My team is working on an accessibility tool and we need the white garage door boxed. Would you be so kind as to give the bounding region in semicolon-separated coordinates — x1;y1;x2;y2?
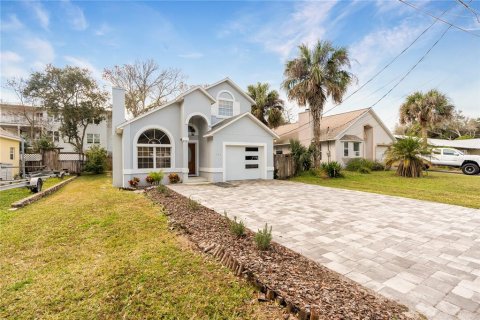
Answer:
375;146;388;162
225;146;264;181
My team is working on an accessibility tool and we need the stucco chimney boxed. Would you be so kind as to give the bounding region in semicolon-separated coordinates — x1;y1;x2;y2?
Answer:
112;87;126;128
111;87;125;187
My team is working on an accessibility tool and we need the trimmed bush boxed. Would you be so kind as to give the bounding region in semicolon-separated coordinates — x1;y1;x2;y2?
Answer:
320;161;342;178
84;145;108;174
254;223;272;250
345;158;385;173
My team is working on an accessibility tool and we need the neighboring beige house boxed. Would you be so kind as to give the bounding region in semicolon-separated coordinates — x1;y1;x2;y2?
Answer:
274;108;395;166
0;128;21;180
0;103;112;153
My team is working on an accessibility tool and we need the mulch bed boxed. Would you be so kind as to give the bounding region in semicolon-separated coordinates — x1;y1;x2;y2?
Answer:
146;188;418;320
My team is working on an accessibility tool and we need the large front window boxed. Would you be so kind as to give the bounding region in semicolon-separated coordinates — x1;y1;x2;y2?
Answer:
137;129;172;169
218;100;233;116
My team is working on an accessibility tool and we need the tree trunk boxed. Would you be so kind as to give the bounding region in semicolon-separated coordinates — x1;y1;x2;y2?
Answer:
421;125;428;148
311;107;322;168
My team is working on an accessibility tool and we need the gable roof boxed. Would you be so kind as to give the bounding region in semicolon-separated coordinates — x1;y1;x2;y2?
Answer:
0;128;22;142
274;108;371;144
204;112;279;139
117;86;215;129
206;77;256;105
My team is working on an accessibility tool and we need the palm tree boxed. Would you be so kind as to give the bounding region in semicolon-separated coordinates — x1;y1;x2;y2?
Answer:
399;89;454;147
282;40;354;167
247;82;285;128
385;137;428;178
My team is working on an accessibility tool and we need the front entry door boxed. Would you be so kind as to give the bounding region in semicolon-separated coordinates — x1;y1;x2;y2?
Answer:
188;143;196;175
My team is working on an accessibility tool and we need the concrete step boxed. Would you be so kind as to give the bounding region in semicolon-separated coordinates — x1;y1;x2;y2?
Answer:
184;176;210;185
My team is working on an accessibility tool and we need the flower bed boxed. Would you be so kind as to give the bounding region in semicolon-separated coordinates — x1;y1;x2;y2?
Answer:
146;188;418;320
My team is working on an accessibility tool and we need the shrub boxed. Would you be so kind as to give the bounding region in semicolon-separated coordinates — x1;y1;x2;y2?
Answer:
345;158;386;173
156;184;170;196
84;145;108;174
32;134;56;152
226;212;246;237
128;177;140;188
187;197;200;211
254;223;272;250
358;166;371;174
385;137;428;177
290;139;314;173
320;161;342;178
371;161;385;171
168;173;180;184
146;171;164;185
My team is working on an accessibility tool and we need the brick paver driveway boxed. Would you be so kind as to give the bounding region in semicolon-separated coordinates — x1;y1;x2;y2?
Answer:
170;180;480;319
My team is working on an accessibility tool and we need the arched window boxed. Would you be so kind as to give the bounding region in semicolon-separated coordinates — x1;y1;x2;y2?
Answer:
218;91;234;117
137;129;172;169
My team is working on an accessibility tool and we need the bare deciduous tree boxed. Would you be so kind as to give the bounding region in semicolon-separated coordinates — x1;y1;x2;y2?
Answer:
103;59;187;117
3;78;42;140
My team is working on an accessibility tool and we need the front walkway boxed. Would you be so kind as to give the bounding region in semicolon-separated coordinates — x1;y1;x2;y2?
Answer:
170;180;480;319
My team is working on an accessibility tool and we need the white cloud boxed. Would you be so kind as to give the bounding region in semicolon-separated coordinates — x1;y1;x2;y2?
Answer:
64;56;102;80
0;51;28;78
95;23;112;36
0;14;23;31
62;0;88;30
178;52;204;59
23;37;55;68
28;1;50;30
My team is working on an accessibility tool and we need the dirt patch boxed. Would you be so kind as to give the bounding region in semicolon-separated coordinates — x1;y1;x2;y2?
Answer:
146;188;419;320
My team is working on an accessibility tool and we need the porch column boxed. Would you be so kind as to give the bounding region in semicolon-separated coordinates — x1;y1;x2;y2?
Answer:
180;135;189;182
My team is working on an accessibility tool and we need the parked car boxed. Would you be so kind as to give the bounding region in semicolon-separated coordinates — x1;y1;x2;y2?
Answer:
423;148;480;175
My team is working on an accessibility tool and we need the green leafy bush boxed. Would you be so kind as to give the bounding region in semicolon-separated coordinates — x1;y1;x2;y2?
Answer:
320;161;342;178
84;145;108;174
254;223;272;250
226;212;245;237
146;171;164;185
345;158;385;173
32;134;56;152
290;139;314;173
168;173;180;183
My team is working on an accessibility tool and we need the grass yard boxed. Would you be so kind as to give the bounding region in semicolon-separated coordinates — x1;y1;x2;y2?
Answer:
0;174;281;319
292;170;480;209
0;177;67;223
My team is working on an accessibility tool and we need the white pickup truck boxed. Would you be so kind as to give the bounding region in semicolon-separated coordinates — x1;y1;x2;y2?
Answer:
425;148;480;175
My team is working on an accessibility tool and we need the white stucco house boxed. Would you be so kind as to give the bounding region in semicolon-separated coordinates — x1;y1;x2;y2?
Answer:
111;78;279;187
274;108;395;166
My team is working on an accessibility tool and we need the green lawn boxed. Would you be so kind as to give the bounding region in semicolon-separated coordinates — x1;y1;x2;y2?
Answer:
0;175;280;319
292;170;480;209
0;177;66;223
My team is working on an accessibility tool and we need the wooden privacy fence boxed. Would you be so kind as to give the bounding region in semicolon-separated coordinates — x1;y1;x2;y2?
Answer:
23;151;85;174
274;154;296;179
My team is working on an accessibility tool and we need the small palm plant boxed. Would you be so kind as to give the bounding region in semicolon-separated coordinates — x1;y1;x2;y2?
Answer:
385;137;429;178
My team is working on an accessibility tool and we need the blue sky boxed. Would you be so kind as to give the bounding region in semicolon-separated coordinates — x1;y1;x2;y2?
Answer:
1;0;479;128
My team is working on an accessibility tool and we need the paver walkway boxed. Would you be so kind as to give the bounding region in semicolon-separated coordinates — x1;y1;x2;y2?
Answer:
170;180;480;319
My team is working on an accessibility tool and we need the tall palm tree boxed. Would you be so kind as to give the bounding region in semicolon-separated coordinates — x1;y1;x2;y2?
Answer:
247;82;285;128
282;41;354;167
399;89;454;147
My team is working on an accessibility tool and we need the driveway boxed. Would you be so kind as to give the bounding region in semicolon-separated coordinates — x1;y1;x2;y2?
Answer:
170;180;480;319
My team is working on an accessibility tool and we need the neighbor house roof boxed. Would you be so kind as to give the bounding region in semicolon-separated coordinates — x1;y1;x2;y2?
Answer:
204;112;279;138
0;128;22;142
117;86;215;129
206;77;257;105
395;135;480;150
339;134;363;142
274;108;371;144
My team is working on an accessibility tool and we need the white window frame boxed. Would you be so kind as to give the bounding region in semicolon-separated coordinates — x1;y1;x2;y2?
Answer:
87;133;100;144
353;142;360;157
133;126;175;171
10;147;15;160
343;142;349;157
216;90;235;118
